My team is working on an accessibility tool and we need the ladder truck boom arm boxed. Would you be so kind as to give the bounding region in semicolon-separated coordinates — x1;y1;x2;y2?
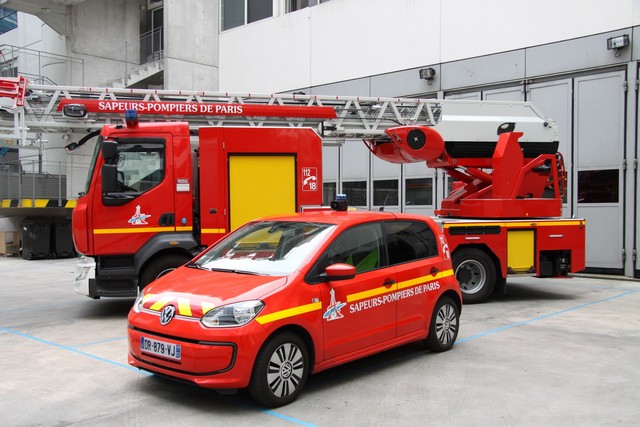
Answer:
0;76;558;147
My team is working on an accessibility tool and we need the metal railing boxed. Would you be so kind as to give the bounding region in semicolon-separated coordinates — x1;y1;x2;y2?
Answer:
0;44;85;86
0;158;89;203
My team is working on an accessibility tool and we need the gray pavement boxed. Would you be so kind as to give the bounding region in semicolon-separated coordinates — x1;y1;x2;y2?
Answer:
0;256;639;426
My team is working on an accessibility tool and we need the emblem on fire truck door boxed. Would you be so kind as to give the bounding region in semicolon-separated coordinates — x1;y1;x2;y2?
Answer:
128;205;151;225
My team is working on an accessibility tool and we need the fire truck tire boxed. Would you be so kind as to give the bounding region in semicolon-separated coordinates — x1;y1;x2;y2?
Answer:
249;332;309;408
425;296;459;352
139;254;191;289
453;248;496;304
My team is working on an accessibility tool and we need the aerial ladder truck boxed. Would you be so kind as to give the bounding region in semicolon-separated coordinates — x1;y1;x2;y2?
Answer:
0;77;585;303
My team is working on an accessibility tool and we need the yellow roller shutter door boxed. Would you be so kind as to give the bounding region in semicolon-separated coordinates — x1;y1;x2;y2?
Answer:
229;155;296;231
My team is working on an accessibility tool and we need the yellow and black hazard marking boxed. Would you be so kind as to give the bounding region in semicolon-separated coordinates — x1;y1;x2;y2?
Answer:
1;199;77;208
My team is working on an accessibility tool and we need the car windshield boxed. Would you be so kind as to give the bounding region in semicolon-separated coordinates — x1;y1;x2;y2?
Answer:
194;221;335;276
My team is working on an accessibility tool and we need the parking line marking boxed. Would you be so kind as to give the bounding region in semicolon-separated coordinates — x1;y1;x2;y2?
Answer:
0;325;145;374
72;336;128;348
0;325;318;426
457;289;639;343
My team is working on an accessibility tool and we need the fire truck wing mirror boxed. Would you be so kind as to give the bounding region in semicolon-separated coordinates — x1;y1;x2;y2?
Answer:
62;103;88;118
101;164;119;193
101;140;118;160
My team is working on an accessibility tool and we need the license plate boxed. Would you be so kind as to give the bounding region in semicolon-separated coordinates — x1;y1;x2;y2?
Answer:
140;336;181;361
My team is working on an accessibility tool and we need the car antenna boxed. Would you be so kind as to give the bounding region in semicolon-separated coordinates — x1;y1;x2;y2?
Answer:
379;194;389;211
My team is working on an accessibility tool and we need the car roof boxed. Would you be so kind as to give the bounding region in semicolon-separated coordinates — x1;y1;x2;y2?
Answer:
253;209;433;226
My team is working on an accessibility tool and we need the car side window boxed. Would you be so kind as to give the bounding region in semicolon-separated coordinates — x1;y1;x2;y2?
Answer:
384;220;438;265
306;223;384;283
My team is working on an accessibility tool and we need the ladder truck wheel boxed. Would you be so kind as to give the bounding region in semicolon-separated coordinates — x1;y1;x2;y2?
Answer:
453;248;496;304
139;254;191;289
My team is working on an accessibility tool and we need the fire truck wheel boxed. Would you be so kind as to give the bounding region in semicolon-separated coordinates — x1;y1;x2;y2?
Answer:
139;254;191;289
453;248;496;304
425;296;459;352
248;332;309;408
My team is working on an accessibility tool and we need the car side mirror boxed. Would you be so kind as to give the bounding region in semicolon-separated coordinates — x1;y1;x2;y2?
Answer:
325;263;356;281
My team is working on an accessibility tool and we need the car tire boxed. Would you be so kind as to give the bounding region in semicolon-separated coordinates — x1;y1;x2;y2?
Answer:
248;332;309;408
139;254;191;289
453;248;497;304
425;296;459;352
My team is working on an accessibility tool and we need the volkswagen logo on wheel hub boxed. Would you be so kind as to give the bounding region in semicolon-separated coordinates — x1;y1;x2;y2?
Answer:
159;305;176;325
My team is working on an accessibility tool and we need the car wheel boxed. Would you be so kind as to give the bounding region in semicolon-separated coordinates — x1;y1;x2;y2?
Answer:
248;332;309;408
425;296;459;352
139;254;191;289
453;248;497;304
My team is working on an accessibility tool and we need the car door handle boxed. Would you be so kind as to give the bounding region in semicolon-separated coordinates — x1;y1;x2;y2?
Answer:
430;267;439;275
383;278;395;287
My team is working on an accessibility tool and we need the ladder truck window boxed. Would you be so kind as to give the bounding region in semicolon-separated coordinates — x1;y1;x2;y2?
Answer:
113;141;165;194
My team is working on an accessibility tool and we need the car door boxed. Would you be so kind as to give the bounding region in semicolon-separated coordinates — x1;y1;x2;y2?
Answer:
385;220;446;337
314;222;397;360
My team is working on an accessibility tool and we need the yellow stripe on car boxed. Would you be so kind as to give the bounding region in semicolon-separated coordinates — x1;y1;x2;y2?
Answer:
256;302;322;325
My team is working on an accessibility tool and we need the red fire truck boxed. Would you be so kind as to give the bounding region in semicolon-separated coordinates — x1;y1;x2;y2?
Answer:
0;78;583;303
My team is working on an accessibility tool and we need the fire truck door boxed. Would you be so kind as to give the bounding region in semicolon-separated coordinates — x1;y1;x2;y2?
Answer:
91;137;174;255
228;155;295;231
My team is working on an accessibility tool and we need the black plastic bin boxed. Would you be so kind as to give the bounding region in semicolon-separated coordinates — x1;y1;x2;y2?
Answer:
20;219;51;260
52;219;75;258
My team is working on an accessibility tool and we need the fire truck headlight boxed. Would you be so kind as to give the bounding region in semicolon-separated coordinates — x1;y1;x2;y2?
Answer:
201;300;265;328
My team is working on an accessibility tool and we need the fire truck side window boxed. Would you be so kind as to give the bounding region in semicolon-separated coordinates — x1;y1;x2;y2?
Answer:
114;141;165;193
384;220;438;265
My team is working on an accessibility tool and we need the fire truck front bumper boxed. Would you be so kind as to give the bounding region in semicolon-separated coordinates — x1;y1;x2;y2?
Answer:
74;256;96;298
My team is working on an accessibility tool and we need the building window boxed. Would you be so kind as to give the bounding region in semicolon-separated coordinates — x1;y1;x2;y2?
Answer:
286;0;332;12
0;7;17;35
323;181;336;206
222;0;273;31
342;181;367;207
578;169;619;203
405;177;433;206
373;179;398;206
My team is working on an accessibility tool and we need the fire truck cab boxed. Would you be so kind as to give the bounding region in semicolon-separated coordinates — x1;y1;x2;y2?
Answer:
73;114;324;298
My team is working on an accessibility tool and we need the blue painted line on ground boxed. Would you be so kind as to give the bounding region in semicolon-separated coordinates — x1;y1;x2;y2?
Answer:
457;289;639;343
72;336;128;348
0;325;317;426
0;325;145;374
1;288;636;427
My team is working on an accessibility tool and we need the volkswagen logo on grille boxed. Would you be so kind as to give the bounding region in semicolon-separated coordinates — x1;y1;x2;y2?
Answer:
159;305;176;325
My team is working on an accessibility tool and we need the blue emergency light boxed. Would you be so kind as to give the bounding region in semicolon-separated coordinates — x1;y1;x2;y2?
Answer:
125;109;139;128
331;194;348;211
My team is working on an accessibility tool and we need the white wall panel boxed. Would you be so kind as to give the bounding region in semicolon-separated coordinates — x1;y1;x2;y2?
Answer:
220;8;313;93
219;0;639;92
440;0;635;63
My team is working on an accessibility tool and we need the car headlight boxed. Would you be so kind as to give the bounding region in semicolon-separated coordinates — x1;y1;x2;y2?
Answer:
201;300;265;328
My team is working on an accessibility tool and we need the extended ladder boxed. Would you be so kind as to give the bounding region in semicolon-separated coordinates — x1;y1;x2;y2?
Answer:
0;77;559;148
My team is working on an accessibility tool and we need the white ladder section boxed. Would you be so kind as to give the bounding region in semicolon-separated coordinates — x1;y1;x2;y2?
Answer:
0;78;559;147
